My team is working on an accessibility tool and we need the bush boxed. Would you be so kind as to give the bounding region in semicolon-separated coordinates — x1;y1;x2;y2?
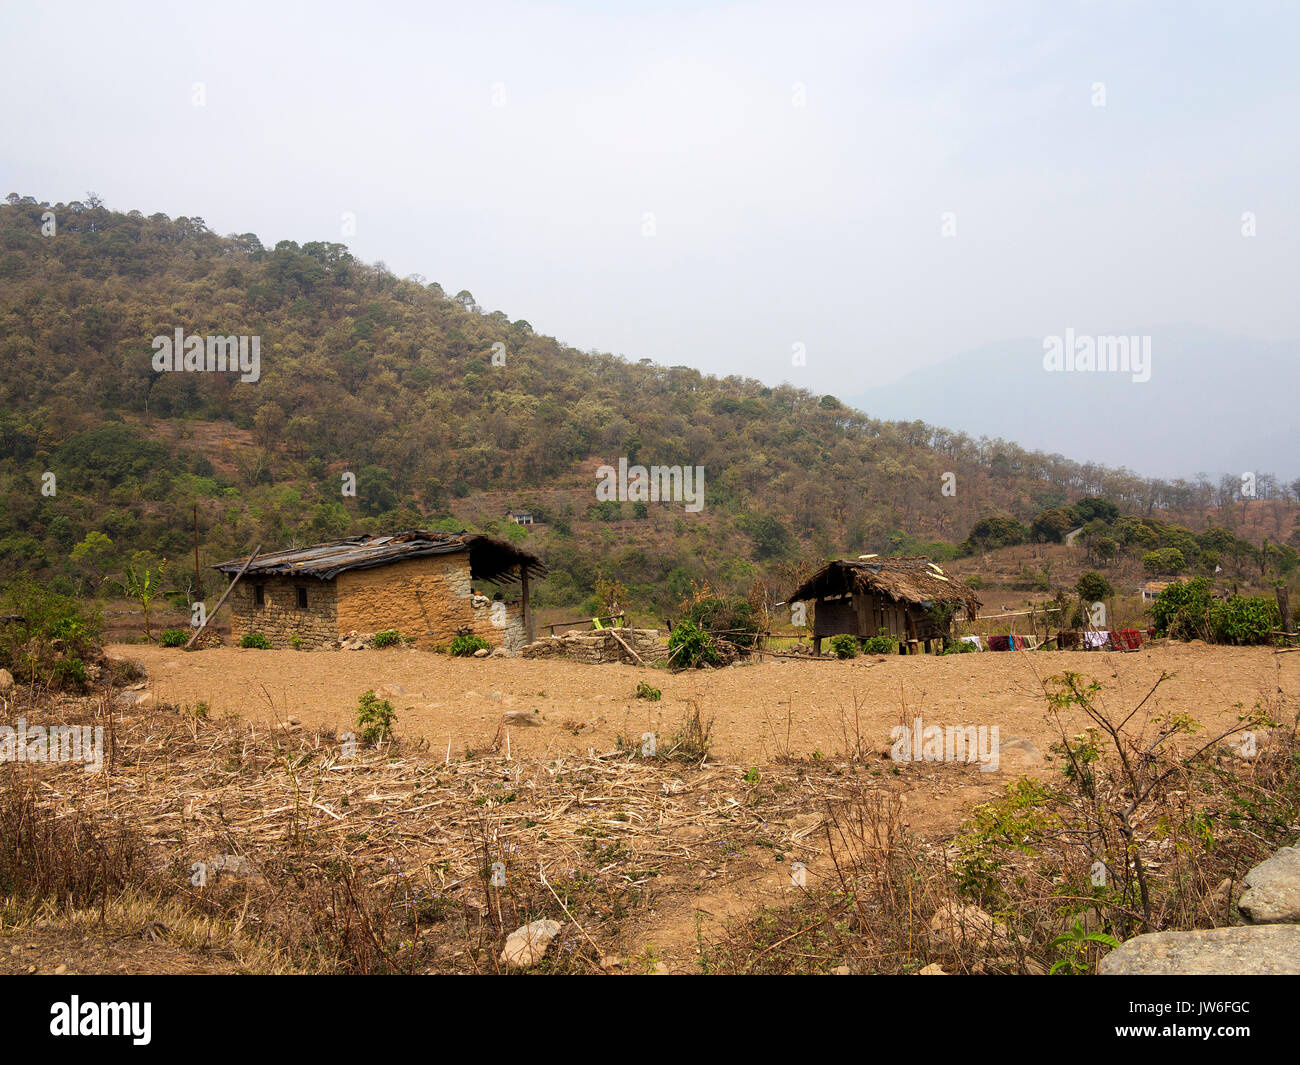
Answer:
0;577;102;688
239;632;272;649
160;629;189;647
685;596;759;648
861;632;900;655
1211;596;1281;645
1151;579;1214;640
449;634;490;657
635;681;662;701
355;690;396;745
372;630;402;648
829;634;858;659
667;619;720;669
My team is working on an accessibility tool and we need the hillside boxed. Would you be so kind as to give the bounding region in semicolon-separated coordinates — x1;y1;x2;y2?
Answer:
1;193;1296;616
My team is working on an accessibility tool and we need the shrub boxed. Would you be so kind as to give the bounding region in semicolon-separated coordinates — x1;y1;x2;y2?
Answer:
160;629;189;647
372;630;402;648
685;596;759;648
1211;595;1281;645
829;634;858;659
1151;578;1214;640
635;681;662;701
239;632;272;649
0;578;102;688
667;619;720;669
289;634;303;650
355;690;396;745
449;634;490;657
861;632;900;655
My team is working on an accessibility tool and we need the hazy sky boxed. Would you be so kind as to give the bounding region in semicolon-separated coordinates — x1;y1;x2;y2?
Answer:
3;0;1297;398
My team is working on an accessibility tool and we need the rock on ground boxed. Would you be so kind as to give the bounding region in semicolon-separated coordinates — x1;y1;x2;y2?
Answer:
500;919;562;969
1098;925;1300;975
1239;846;1300;924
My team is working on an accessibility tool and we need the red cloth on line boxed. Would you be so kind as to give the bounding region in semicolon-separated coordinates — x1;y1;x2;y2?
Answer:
1113;628;1142;651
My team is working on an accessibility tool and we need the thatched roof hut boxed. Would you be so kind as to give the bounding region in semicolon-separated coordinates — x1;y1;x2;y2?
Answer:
788;555;980;652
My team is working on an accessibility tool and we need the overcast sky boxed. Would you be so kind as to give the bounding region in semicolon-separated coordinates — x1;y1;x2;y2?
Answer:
3;0;1297;399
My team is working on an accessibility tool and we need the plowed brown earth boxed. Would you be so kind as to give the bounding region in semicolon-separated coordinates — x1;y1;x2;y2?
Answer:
115;641;1292;774
105;641;1293;972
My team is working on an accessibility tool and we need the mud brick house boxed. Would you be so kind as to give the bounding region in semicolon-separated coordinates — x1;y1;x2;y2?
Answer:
788;555;980;654
213;531;546;653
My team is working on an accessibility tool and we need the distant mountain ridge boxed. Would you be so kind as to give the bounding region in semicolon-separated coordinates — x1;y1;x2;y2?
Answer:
846;326;1297;482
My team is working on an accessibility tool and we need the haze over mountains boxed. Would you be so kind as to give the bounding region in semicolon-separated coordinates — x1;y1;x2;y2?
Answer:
846;326;1297;481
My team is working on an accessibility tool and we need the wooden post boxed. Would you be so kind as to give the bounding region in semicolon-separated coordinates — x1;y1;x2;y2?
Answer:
185;546;260;650
1276;585;1292;634
521;567;534;644
193;505;202;605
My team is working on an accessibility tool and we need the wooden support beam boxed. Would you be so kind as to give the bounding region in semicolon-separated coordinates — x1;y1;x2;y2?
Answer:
185;546;260;650
521;567;534;644
606;627;645;666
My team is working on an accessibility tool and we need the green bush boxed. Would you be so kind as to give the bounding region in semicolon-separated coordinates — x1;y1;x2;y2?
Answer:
355;690;396;745
372;629;402;648
1151;579;1214;640
829;634;858;659
160;629;189;647
0;577;102;688
861;632;900;655
667;619;720;669
1211;595;1281;645
239;632;272;649
449;633;491;657
635;680;662;701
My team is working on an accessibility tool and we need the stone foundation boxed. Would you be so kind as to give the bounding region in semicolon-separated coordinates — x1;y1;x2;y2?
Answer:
521;628;661;664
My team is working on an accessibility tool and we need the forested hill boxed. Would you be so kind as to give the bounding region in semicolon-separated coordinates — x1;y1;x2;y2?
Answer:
0;195;1289;612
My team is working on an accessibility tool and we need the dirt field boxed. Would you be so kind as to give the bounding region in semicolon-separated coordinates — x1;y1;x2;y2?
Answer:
10;641;1295;974
114;639;1296;845
117;641;1290;753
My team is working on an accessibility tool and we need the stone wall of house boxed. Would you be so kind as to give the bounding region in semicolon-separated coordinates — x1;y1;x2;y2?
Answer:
335;554;528;653
228;575;338;649
520;628;661;664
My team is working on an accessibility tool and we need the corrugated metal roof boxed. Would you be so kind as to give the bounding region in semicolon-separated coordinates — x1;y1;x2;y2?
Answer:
213;530;545;583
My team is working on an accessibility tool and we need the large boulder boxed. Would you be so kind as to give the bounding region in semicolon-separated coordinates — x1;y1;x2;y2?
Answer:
1239;846;1300;925
1098;925;1300;975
